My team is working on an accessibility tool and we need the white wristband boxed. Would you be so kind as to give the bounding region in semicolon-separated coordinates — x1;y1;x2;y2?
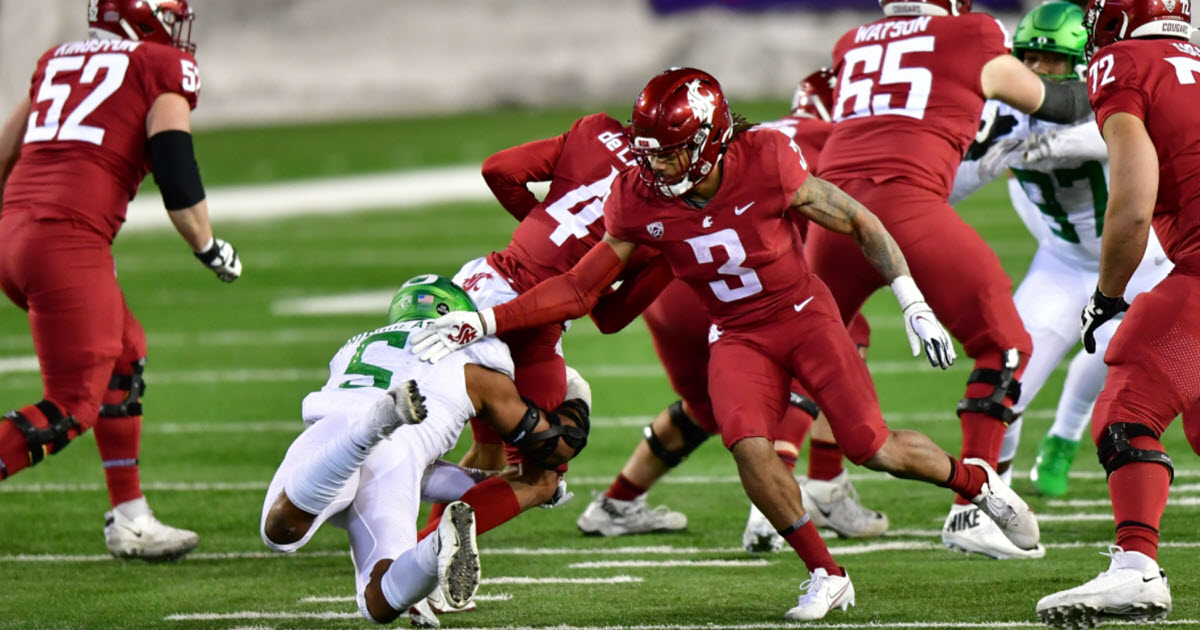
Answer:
480;307;497;335
891;276;924;311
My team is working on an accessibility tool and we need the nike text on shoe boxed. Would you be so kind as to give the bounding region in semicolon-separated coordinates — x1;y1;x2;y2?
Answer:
963;458;1039;550
1036;546;1171;629
742;503;784;553
576;494;687;536
784;568;855;621
436;502;480;609
941;504;1045;560
104;509;199;562
802;471;889;538
370;380;429;440
426;583;477;615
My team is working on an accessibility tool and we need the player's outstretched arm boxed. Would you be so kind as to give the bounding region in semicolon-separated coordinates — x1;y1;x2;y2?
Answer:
482;133;567;221
465;364;591;468
791;176;955;369
146;93;241;282
982;54;1090;123
0;98;30;196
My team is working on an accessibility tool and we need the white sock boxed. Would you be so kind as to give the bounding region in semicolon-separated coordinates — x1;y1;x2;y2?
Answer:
1051;350;1107;441
420;460;491;503
380;538;439;611
284;427;376;515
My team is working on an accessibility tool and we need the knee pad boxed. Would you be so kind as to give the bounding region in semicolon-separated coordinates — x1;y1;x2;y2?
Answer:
957;349;1022;424
101;358;146;418
1097;422;1174;483
788;392;821;419
643;401;712;468
3;400;80;469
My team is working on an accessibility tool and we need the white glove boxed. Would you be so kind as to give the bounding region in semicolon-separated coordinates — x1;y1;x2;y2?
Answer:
1020;131;1056;164
564;365;592;409
194;237;241;282
977;137;1026;182
1022;124;1107;166
892;276;956;369
409;308;495;363
539;476;574;509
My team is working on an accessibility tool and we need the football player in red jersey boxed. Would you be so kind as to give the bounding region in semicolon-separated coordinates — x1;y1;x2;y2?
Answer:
807;0;1095;557
0;0;240;561
413;67;1041;621
1036;1;1195;626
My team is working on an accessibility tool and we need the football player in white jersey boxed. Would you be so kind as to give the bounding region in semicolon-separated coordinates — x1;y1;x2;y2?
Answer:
259;275;591;624
947;1;1171;559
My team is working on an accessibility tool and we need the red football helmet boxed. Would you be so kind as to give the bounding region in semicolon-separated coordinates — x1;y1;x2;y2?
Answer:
791;68;837;121
880;0;972;16
630;67;733;198
1084;0;1193;59
88;0;196;53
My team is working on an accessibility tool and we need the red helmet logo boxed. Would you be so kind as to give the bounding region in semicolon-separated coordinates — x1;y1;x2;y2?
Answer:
1084;0;1193;59
879;0;972;16
88;0;196;53
791;68;837;121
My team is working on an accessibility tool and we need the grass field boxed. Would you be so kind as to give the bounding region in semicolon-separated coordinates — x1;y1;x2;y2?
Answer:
1;101;1198;630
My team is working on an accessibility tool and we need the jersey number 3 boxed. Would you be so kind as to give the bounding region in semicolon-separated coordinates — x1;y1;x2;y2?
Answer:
686;229;763;303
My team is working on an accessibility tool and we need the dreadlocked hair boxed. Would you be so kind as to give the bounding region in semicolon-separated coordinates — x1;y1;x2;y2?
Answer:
729;113;754;141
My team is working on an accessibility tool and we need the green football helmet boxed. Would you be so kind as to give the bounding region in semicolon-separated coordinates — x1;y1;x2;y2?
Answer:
1013;1;1088;81
387;274;478;324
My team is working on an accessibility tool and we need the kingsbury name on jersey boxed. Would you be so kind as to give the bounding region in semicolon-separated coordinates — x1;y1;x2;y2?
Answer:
55;39;142;57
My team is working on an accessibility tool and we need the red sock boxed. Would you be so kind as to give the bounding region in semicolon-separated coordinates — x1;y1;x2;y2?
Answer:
94;415;142;507
417;503;449;541
605;473;646;501
775;449;798;474
1110;437;1170;560
942;456;988;501
783;518;840;575
455;476;522;537
807;439;843;481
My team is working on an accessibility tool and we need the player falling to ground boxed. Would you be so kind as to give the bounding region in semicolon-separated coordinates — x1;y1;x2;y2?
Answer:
806;0;1096;561
575;69;889;550
261;276;591;624
1036;0;1198;627
411;67;1040;621
0;0;240;560
951;0;1171;533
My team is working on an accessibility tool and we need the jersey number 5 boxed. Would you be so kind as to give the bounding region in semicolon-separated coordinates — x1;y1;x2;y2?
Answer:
25;54;130;146
339;331;410;390
686;229;763;303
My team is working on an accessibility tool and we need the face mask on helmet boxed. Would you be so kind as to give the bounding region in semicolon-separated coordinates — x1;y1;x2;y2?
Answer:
89;0;196;54
388;275;478;324
880;0;972;17
1084;0;1194;60
630;67;733;198
1014;1;1088;81
791;68;837;121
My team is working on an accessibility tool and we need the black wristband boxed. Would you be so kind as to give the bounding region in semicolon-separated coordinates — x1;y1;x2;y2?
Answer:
148;130;206;211
1032;79;1091;124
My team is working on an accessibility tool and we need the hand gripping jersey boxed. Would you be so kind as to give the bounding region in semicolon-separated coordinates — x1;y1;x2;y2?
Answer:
818;13;1012;198
604;127;816;330
3;39;201;241
487;113;638;292
301;321;514;456
1090;39;1200;266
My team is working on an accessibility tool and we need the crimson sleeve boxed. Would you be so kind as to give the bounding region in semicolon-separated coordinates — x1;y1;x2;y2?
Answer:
141;47;200;110
481;133;567;221
590;254;674;334
493;241;626;334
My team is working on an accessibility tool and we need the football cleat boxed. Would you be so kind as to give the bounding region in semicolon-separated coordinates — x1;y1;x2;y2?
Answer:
941;504;1045;559
783;568;855;621
576;494;687;536
1030;435;1079;497
1036;546;1171;629
802;471;889;538
368;380;428;441
425;582;477;615
104;498;199;561
742;503;784;553
436;502;480;610
964;458;1040;550
408;597;441;628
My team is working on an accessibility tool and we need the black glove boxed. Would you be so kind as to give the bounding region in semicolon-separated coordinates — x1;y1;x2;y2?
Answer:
195;237;241;282
1081;287;1129;354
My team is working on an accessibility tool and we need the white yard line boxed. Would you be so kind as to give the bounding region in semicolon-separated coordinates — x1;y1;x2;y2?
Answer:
161;618;1200;628
298;593;512;604
1048;496;1200;508
567;559;770;569
482;576;643;585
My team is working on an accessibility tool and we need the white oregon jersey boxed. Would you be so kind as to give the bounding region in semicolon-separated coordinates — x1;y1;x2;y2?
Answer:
300;319;514;457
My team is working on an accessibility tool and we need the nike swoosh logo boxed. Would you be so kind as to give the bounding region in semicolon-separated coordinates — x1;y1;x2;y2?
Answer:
1142;576;1159;583
793;296;814;312
734;202;755;215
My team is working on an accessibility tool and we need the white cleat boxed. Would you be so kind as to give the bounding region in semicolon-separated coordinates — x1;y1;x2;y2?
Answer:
104;498;199;562
436;501;480;610
1036;546;1171;629
425;581;477;615
576;494;687;536
803;471;889;538
963;458;1040;550
408;597;441;628
369;380;428;440
783;568;855;621
942;504;1045;559
742;503;784;553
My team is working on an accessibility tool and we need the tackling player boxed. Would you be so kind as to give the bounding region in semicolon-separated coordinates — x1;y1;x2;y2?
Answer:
1036;0;1197;626
0;0;240;560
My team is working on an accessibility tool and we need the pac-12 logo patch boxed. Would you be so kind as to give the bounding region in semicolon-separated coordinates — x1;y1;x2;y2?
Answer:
647;221;664;239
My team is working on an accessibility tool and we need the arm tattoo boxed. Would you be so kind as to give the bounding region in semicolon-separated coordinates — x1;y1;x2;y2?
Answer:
792;177;910;282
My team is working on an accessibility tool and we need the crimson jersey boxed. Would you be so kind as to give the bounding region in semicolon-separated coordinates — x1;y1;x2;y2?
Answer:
487;113;638;292
755;115;832;173
3;39;200;241
605;128;814;329
818;13;1011;198
1090;40;1200;265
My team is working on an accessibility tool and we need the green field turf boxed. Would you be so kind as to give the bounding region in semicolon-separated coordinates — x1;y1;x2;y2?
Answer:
1;102;1197;629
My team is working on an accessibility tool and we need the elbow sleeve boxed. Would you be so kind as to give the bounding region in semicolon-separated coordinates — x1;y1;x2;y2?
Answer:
1032;79;1091;124
493;242;624;334
148;130;205;211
